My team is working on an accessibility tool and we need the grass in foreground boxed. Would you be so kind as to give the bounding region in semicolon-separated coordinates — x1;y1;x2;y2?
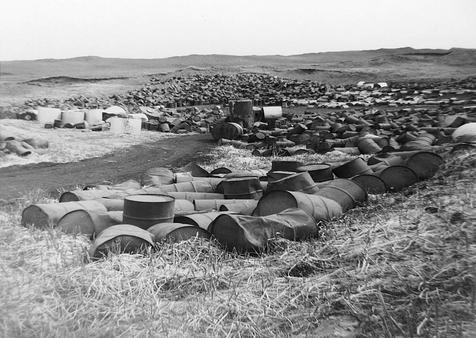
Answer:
0;147;474;337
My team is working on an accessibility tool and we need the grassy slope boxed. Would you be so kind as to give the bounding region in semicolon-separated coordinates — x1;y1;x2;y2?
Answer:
0;146;474;337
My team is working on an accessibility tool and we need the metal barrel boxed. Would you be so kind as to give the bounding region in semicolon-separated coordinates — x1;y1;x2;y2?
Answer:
94;198;125;211
174;211;230;231
209;208;317;252
173;199;195;215
267;172;319;194
222;177;263;199
22;200;107;228
314;179;367;212
147;223;210;243
352;174;387;194
403;132;436;150
193;199;254;211
211;122;243;141
123;194;175;229
57;210;123;238
158;181;216;193
297;164;334;182
405;151;443;180
59;189;124;202
357;138;383;154
165;192;224;201
267;171;296;182
378;165;419;192
89;224;154;260
218;200;259;215
332;157;373;178
271;160;303;172
230;99;254;128
253;190;342;221
142;167;174;186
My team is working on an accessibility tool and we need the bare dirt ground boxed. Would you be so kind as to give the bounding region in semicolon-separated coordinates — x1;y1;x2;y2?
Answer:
0;133;213;200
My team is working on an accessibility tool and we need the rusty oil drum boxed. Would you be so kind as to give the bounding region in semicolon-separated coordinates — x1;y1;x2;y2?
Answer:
123;194;175;229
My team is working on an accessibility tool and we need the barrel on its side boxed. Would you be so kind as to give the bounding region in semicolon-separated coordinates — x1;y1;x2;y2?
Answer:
89;224;155;259
142;167;174;186
253;190;343;221
378;166;419;192
209;208;317;252
315;179;367;212
332;158;373;178
57;210;123;238
22;200;107;228
147;223;210;243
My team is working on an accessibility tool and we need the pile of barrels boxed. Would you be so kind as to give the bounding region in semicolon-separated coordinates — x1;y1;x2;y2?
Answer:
18;74;475;114
212;103;474;157
0;127;49;158
21;149;447;258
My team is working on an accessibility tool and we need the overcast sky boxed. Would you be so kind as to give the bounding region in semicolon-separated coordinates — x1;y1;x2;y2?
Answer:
1;0;475;61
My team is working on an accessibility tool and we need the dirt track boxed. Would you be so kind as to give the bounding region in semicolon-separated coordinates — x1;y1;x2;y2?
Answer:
0;134;214;200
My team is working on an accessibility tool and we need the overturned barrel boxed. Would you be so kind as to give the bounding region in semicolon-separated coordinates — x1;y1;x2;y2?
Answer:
89;224;154;259
57;210;123;238
253;190;343;221
209;208;318;252
406;151;443;180
332;158;373;178
352;174;387;194
315;179;367;212
147;223;210;243
22;200;107;228
142;167;174;186
378;166;419;192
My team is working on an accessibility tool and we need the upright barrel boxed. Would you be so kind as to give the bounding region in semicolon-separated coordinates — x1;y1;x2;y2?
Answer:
123;194;175;229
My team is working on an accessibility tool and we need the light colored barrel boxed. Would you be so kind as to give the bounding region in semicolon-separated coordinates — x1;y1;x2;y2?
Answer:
57;210;123;238
62;110;85;125
22;200;107;228
59;189;125;202
85;109;104;124
123;194;175;229
166;192;224;201
158;181;216;193
219;200;258;215
253;190;342;221
142;167;175;186
315;179;367;212
193;199;247;211
37;107;61;124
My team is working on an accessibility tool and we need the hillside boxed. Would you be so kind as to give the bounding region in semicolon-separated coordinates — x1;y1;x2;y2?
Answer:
1;47;476;105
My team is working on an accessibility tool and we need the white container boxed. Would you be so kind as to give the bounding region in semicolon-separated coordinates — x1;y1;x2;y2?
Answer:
109;117;126;134
62;110;85;125
125;118;142;135
105;106;127;117
85;109;104;124
37;107;61;124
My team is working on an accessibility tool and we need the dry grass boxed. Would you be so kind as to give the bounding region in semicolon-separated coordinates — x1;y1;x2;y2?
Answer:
0;119;178;168
0;146;474;337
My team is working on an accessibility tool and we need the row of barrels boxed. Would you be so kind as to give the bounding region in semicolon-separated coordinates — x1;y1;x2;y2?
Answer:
211;102;474;157
21;148;447;258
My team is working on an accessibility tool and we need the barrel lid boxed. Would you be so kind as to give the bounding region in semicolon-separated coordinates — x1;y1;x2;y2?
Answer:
125;194;174;203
